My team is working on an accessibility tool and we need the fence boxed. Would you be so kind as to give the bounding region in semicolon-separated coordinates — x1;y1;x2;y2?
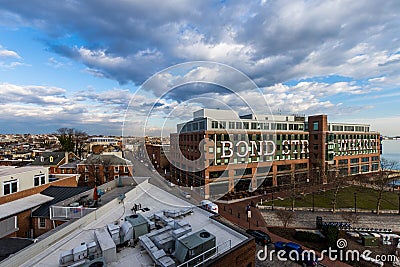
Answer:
50;206;96;220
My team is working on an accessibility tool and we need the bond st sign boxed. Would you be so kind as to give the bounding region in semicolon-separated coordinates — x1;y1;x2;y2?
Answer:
220;139;309;158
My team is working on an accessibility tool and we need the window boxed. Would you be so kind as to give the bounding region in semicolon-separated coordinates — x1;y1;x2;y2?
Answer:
277;165;291;172
313;122;319;131
350;158;359;164
125;166;129;173
3;180;18;195
236;122;242;129
211;121;218;129
38;218;46;229
34;174;46;187
84;175;89;182
229;122;235;129
114;166;119;172
257;167;269;173
114;175;119;179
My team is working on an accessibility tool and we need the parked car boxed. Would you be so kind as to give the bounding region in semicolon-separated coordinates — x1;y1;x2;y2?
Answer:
274;241;318;267
246;229;271;245
181;191;191;199
200;200;219;213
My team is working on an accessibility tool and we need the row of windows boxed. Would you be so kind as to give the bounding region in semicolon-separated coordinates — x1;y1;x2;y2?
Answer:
180;121;206;132
84;166;130;173
179;134;204;142
334;134;378;140
335;149;379;156
207;133;309;142
330;124;370;132
337;156;379;165
211;121;304;131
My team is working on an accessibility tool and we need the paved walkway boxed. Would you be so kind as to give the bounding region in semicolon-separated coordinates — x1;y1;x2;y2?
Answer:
261;210;400;231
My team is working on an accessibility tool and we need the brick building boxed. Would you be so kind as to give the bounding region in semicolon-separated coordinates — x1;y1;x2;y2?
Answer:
77;154;133;186
145;144;170;174
169;109;381;199
0;170;78;239
31;186;91;237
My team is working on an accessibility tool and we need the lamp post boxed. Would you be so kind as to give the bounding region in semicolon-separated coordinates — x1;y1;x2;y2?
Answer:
354;192;357;214
398;190;400;215
246;205;251;229
271;192;274;211
312;192;315;212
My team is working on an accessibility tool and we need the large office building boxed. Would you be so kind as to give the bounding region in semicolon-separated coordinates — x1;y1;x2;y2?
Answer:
169;109;381;198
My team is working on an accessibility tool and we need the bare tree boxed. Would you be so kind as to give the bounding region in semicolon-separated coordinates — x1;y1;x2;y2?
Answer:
328;168;348;213
289;172;297;211
56;128;87;157
275;210;295;228
341;212;359;227
74;130;88;158
375;158;398;214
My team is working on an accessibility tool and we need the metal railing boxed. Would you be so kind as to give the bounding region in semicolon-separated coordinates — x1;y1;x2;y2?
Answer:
50;206;96;220
177;239;232;267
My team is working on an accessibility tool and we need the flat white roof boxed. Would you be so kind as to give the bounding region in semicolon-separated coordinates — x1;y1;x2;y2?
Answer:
0;166;47;177
15;179;248;267
0;194;54;220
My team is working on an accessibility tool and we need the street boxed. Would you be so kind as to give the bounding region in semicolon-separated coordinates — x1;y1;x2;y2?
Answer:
124;150;200;206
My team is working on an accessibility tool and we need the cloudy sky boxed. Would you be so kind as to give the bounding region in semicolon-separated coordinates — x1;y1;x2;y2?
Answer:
0;0;399;136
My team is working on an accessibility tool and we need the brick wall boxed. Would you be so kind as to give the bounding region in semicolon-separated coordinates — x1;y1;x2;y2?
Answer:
3;210;33;238
0;175;78;205
32;218;64;237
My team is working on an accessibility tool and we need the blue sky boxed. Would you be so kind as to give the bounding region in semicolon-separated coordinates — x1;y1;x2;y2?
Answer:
0;0;399;136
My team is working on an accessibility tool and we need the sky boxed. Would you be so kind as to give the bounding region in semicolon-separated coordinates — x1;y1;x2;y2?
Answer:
0;0;399;136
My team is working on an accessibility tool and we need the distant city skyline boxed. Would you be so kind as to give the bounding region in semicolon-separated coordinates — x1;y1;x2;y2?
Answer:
0;1;399;136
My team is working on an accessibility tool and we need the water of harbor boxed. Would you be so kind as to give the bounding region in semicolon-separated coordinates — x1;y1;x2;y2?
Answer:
382;139;400;169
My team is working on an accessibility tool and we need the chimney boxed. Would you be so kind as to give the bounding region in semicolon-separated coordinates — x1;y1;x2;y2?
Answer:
65;151;69;164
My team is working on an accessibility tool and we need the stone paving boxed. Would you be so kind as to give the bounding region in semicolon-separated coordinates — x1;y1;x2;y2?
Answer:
261;210;400;231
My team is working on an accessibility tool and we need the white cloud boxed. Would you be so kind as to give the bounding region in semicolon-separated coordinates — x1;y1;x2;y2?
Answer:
0;48;20;58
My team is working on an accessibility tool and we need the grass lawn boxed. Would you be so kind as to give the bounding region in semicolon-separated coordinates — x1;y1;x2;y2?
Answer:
262;186;399;210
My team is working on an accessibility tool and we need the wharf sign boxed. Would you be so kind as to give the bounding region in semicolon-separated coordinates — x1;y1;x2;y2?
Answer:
337;139;377;152
220;140;309;158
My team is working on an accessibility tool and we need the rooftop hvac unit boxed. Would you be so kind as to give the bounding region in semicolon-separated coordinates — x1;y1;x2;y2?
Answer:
59;250;74;265
119;221;134;244
107;224;120;245
174;230;216;264
125;214;148;239
72;243;88;262
94;227;117;263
